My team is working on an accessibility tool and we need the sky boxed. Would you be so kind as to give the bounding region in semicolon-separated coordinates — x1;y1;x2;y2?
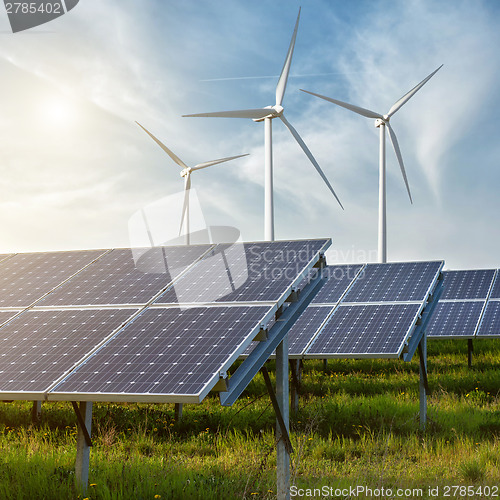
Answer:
0;0;499;270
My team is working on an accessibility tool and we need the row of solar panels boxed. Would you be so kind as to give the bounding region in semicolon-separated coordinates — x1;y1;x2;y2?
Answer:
0;240;329;403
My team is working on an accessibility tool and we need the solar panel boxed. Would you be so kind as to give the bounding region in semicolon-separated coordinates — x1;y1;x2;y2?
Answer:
49;305;273;402
0;250;106;308
426;301;484;338
38;245;211;307
489;271;500;299
287;261;444;359
310;264;363;304
476;301;500;337
155;240;329;304
343;261;442;303
439;270;496;300
0;309;137;395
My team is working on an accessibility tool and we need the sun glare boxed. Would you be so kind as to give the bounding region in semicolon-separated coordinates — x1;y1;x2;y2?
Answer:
39;97;75;126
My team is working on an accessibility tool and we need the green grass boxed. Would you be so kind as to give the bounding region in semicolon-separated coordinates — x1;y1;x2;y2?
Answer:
1;339;500;499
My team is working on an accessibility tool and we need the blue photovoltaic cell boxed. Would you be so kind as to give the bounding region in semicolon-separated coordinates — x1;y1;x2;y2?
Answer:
426;301;484;338
440;270;496;300
38;245;211;306
311;265;363;304
477;301;500;337
288;306;333;356
344;261;442;303
489;272;500;299
306;303;421;357
51;306;272;398
0;309;136;393
0;250;106;308
155;240;328;304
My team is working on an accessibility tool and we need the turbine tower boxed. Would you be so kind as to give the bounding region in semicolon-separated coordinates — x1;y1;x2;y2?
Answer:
183;8;343;242
136;121;248;244
301;65;442;262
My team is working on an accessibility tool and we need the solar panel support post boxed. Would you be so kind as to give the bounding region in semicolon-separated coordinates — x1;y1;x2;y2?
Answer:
31;400;42;424
418;335;427;430
289;359;302;414
175;403;183;421
73;401;93;491
468;339;473;368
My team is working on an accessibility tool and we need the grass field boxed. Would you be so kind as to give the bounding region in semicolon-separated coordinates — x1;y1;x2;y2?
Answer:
1;339;499;499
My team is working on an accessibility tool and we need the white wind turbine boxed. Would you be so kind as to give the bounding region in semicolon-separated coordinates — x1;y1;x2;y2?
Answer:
183;8;343;242
136;121;248;245
301;65;442;263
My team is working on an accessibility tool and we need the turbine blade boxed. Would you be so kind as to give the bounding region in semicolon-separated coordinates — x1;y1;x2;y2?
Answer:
136;121;188;169
192;154;249;171
279;114;344;210
386;123;412;203
300;89;383;119
183;108;273;119
387;64;443;118
275;7;301;107
179;175;191;236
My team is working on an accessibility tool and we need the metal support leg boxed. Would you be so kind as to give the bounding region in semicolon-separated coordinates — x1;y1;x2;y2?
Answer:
418;336;428;430
174;403;183;421
275;335;290;500
289;359;302;414
323;359;327;371
468;339;473;369
73;401;93;491
31;401;42;424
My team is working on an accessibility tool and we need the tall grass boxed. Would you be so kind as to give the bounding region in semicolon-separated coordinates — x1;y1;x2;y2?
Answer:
1;339;499;499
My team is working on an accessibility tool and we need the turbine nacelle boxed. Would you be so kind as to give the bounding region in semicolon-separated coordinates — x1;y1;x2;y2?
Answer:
180;168;192;178
252;105;284;122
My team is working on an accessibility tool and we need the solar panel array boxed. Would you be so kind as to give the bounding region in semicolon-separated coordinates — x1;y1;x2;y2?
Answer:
284;261;443;359
426;269;499;339
0;239;329;403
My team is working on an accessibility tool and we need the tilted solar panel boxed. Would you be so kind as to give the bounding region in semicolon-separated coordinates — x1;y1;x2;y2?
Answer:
0;250;106;308
155;240;328;304
343;261;442;303
439;270;496;300
38;245;212;306
476;301;500;337
289;260;443;359
305;304;422;358
0;309;137;396
426;301;484;338
50;306;273;402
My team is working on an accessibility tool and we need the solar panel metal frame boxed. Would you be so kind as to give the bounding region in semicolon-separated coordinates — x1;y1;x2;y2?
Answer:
301;260;444;359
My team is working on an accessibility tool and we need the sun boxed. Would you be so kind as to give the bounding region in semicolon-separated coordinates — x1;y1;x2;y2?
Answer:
39;96;76;127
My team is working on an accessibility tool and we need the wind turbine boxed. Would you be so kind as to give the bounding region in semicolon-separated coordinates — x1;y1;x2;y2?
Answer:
183;8;343;242
301;65;442;262
136;121;248;245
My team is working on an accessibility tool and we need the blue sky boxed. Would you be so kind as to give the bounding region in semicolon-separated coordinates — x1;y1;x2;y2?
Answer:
0;0;499;269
